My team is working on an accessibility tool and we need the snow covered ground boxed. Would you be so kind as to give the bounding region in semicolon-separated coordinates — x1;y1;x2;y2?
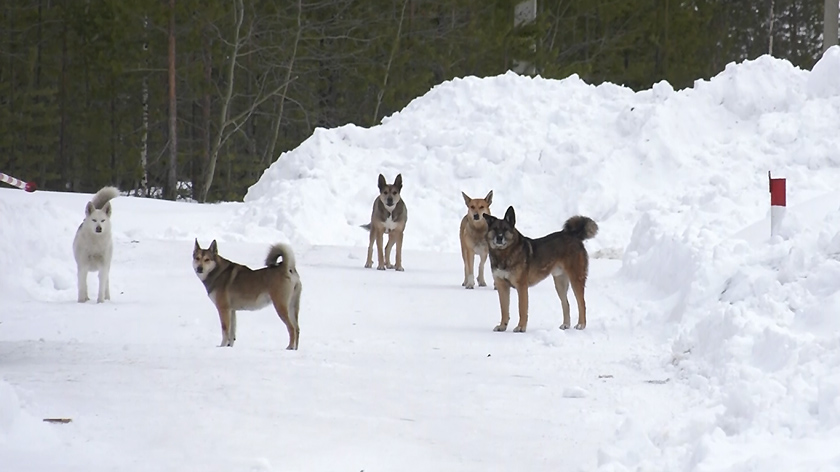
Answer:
2;47;840;471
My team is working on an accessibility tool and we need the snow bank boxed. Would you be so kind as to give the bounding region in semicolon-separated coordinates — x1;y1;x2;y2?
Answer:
243;54;840;258
0;379;59;457
0;194;79;301
596;51;840;471
808;46;840;98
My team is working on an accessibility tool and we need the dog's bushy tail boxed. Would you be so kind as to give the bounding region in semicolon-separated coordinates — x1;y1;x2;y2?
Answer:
266;243;296;269
359;223;372;231
563;216;599;240
91;186;120;209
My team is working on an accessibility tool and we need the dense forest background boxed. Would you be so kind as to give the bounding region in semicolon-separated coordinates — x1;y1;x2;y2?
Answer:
0;0;829;201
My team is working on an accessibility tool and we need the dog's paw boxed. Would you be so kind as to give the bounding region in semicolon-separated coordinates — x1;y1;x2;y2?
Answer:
513;325;527;333
478;280;487;287
376;265;386;271
364;261;373;268
559;323;570;330
395;266;404;272
96;298;105;304
493;324;507;332
464;284;475;289
464;276;474;288
77;296;89;303
386;263;394;269
574;323;586;330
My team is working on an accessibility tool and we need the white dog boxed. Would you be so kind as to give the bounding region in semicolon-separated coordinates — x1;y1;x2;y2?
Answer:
73;186;119;303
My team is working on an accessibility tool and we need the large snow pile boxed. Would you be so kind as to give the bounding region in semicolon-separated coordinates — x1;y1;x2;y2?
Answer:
243;50;840;258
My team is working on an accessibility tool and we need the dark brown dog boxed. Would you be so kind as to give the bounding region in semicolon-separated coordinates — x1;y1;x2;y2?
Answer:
483;207;598;333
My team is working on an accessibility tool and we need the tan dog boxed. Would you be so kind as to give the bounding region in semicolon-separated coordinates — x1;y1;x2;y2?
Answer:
362;173;408;271
459;190;493;289
193;240;302;350
483;207;598;333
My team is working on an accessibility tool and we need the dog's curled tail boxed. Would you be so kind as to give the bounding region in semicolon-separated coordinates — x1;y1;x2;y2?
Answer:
91;186;120;209
563;215;599;240
266;243;296;270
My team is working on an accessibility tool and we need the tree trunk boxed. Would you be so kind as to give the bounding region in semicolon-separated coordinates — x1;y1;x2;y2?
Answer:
201;0;244;203
110;76;117;185
201;26;212;201
262;0;303;166
373;0;409;126
166;0;178;200
768;0;776;55
824;0;838;52
140;14;149;197
59;1;68;188
37;0;45;187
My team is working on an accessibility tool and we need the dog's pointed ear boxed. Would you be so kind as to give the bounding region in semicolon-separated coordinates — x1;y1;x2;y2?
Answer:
194;238;201;252
485;190;493;205
103;202;112;217
462;191;471;206
504;206;516;226
209;240;218;255
85;201;95;216
482;213;495;224
377;174;387;191
394;173;403;190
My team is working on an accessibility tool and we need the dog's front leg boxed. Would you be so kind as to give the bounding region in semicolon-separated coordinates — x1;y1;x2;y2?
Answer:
393;230;404;271
229;310;237;346
365;229;376;268
375;231;386;270
463;246;476;288
384;233;396;269
493;278;511;331
513;282;529;333
461;243;472;287
97;267;109;303
217;305;233;347
477;251;488;287
77;267;89;303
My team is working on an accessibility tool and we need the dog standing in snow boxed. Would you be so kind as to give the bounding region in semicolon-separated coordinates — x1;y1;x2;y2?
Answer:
73;186;119;303
362;174;408;271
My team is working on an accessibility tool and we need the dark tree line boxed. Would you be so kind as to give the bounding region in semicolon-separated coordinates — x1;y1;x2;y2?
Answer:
0;0;828;202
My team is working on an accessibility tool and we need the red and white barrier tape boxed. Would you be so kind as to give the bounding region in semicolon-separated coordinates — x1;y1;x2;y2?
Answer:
0;172;37;192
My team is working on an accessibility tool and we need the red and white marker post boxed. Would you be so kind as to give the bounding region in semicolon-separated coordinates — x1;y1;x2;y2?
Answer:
0;172;37;192
768;171;786;237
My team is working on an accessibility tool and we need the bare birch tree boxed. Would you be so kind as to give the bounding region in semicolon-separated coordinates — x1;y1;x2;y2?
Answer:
826;0;839;52
262;0;303;166
166;0;178;200
372;0;409;126
200;0;294;202
139;14;149;197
